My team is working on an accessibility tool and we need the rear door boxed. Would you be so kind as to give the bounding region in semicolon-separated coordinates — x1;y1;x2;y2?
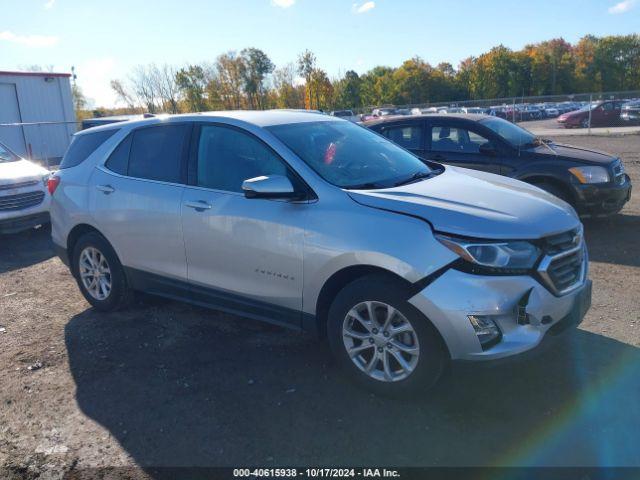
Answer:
424;119;503;174
90;123;191;285
377;121;426;158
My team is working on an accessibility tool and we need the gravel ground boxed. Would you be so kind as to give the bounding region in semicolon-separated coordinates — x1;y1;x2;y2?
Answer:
1;135;639;477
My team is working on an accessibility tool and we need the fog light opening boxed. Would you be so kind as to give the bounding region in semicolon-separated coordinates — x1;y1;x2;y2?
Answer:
468;315;502;350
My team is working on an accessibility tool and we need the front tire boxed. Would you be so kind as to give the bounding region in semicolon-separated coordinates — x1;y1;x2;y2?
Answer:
327;274;447;396
534;182;575;209
71;232;133;311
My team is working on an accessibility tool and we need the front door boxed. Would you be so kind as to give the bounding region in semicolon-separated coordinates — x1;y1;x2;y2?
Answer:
181;123;308;327
425;122;502;174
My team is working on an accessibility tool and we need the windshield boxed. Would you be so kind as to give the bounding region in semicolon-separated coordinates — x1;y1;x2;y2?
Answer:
480;116;537;148
267;120;433;189
0;142;20;163
576;103;599;112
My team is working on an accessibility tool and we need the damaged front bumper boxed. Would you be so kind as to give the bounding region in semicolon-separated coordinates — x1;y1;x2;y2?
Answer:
408;268;592;361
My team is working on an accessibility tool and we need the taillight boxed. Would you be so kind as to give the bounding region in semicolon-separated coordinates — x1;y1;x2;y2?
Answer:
47;176;60;195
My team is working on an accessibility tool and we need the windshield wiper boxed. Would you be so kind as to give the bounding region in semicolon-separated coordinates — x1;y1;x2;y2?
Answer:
343;181;388;190
393;171;434;187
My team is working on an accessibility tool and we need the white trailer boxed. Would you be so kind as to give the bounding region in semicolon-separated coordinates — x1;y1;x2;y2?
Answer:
0;71;76;165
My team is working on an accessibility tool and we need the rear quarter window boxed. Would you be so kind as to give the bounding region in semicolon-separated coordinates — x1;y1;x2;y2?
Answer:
60;129;118;169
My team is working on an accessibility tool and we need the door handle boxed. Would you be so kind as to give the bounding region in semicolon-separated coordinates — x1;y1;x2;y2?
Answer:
184;200;212;211
96;184;115;194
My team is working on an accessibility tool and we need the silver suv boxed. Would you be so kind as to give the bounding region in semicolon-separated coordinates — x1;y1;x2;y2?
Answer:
50;111;592;394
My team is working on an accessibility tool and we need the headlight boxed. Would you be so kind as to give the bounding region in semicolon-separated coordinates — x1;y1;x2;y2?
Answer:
569;166;609;184
42;174;51;187
435;234;541;273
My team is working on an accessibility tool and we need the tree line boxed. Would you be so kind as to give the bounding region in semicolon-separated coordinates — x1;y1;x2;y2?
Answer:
93;34;640;116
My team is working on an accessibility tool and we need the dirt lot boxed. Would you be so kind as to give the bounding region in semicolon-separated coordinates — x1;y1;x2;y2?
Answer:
1;135;639;477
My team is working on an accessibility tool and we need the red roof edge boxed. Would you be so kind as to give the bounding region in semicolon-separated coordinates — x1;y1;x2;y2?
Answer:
0;70;72;78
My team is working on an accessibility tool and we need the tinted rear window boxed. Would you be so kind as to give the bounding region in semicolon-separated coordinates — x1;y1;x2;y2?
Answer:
128;124;188;183
60;130;118;169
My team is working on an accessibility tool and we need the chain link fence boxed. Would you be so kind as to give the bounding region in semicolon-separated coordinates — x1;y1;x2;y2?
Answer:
3;90;640;169
356;90;640;135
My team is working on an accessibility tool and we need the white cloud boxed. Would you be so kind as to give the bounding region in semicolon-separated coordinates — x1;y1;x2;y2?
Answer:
271;0;295;7
76;58;119;108
0;31;59;47
353;1;375;14
608;0;636;13
44;0;55;9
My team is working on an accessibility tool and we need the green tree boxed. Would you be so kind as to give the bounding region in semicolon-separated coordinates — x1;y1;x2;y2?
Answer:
175;65;209;112
240;48;275;109
333;70;362;109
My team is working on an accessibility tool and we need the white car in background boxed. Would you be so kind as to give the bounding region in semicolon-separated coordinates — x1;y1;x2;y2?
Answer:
0;141;50;234
543;105;560;117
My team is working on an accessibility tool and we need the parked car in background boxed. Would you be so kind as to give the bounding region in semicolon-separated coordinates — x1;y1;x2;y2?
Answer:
330;110;355;118
557;101;624;128
488;106;508;119
365;114;632;217
50;110;592;395
329;110;359;122
371;107;397;117
519;105;544;121
0;141;50;234
542;104;560;117
556;102;580;115
461;107;485;114
621;101;640;124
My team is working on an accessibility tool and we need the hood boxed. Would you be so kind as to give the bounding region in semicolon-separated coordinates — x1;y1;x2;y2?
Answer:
347;166;579;240
560;110;586;120
527;143;616;166
0;159;49;187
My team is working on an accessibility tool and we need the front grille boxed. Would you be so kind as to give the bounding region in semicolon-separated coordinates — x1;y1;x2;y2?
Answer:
538;227;586;295
0;191;45;212
0;180;40;191
541;228;580;255
547;248;584;292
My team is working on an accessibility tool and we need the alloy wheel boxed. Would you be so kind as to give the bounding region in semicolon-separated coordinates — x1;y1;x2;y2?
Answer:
79;246;112;301
342;301;420;382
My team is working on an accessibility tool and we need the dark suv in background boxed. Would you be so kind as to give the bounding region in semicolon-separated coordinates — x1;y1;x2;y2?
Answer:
364;114;632;217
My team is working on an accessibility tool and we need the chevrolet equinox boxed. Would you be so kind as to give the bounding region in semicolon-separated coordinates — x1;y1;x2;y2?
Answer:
50;111;592;395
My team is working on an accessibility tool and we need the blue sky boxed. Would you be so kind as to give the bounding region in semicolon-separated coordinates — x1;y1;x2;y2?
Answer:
2;0;639;107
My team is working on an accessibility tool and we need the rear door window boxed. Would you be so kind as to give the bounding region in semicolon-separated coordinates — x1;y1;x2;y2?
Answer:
127;124;189;183
383;125;423;151
60;129;118;169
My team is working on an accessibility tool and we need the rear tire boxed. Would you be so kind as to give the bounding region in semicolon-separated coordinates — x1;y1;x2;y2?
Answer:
327;274;447;397
71;232;133;311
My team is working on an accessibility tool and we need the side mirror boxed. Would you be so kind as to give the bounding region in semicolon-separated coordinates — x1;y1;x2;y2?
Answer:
478;143;496;156
242;175;300;200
